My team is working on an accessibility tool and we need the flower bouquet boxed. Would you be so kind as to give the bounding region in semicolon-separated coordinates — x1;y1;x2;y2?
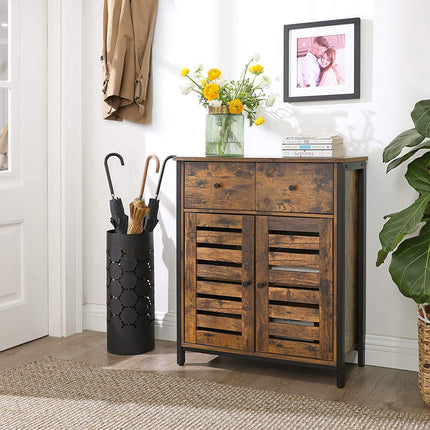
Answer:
180;54;275;156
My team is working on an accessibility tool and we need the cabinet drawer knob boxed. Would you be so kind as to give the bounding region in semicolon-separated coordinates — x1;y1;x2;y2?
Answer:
242;280;251;287
289;185;296;191
214;183;221;188
257;282;266;288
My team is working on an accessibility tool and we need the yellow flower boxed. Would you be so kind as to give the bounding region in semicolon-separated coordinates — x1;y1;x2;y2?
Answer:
228;99;244;114
203;83;220;101
208;68;221;81
181;68;189;76
249;64;264;75
201;79;207;87
255;117;265;126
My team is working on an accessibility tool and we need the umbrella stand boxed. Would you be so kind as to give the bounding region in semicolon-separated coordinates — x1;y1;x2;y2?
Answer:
104;153;128;234
107;229;155;354
106;154;160;356
127;154;160;234
143;155;175;232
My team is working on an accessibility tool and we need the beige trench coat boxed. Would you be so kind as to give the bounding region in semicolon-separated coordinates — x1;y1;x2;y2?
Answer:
102;0;158;124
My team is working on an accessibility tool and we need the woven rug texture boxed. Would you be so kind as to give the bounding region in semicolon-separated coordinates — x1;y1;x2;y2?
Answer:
0;356;429;429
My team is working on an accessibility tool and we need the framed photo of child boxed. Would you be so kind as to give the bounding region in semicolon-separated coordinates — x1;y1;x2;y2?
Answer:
284;18;360;102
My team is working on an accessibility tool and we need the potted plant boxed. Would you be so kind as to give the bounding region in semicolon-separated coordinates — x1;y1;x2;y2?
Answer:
376;99;430;404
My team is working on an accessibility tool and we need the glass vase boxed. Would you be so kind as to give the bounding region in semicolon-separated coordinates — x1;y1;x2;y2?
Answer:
205;106;244;157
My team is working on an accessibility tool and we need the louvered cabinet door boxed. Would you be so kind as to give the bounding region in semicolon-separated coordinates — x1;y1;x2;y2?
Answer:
183;213;255;352
255;216;334;361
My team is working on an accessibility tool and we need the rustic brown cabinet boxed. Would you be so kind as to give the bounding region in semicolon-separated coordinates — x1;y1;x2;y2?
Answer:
175;157;367;388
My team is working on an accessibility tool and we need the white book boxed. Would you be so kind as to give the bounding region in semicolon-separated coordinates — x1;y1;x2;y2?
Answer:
282;134;342;139
281;144;340;150
282;138;344;144
282;148;344;158
282;135;343;144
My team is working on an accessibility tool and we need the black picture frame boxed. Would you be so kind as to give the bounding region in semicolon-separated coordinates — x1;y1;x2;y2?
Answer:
284;18;360;102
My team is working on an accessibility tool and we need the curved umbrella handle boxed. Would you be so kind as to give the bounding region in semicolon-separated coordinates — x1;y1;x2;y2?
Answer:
139;154;160;200
104;152;125;198
155;155;176;198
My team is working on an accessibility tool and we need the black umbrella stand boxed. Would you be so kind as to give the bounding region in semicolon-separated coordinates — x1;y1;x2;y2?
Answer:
106;229;155;355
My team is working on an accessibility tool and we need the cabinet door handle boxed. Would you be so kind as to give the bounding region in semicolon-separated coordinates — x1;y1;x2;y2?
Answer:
242;280;252;287
214;183;221;188
289;185;296;191
257;282;266;288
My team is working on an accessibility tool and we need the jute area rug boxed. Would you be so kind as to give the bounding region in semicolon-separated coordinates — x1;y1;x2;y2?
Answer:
0;357;429;430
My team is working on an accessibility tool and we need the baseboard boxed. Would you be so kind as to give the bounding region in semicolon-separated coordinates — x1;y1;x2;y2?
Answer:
153;311;177;341
345;334;418;371
363;333;418;372
83;304;106;333
83;304;177;341
83;305;418;371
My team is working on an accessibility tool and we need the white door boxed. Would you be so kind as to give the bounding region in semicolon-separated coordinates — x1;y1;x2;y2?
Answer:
0;0;48;350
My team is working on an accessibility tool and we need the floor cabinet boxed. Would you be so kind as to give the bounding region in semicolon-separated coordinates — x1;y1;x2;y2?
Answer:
175;157;367;387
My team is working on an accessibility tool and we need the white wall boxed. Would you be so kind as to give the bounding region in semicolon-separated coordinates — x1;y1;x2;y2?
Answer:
82;0;430;370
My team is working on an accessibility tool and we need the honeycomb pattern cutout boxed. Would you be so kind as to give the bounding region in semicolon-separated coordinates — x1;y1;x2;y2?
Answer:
106;247;154;329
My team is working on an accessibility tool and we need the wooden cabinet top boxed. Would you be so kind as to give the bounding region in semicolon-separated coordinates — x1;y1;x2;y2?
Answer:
174;156;368;163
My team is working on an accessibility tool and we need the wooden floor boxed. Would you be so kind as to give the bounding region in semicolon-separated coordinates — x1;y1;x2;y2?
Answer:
0;330;428;415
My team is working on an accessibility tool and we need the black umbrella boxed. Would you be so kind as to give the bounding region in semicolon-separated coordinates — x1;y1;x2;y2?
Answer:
143;155;175;232
104;153;128;234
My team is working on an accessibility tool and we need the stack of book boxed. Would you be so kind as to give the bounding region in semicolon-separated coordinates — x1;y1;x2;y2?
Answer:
281;135;344;158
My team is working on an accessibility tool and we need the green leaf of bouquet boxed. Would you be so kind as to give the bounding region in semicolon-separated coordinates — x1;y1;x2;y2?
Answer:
411;100;430;138
405;152;430;194
382;129;425;163
377;195;430;266
389;222;430;303
386;140;430;173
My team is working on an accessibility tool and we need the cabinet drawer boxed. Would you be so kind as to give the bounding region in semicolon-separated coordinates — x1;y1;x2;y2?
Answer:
184;162;255;210
256;163;333;214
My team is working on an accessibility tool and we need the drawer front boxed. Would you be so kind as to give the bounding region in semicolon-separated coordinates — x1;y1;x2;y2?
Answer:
256;163;333;214
184;162;255;210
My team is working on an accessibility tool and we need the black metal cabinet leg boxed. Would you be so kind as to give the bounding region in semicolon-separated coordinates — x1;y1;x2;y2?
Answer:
358;345;365;367
357;164;366;369
176;162;185;367
177;347;185;366
337;367;345;388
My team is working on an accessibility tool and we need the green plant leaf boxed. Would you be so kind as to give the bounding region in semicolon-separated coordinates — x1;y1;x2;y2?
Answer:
376;249;389;267
386;140;430;172
411;100;430;138
405;151;430;194
424;200;430;222
382;129;425;163
389;222;430;303
376;195;430;266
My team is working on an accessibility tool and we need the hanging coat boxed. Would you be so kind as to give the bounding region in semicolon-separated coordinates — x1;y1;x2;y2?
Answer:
102;0;158;124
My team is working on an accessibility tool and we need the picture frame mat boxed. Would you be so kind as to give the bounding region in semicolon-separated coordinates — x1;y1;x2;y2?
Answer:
288;23;356;98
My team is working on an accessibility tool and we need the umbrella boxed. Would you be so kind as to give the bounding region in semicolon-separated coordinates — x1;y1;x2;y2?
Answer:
104;152;128;234
127;154;160;234
143;155;175;232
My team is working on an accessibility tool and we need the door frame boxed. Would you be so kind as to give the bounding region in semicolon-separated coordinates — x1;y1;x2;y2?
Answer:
47;0;83;337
